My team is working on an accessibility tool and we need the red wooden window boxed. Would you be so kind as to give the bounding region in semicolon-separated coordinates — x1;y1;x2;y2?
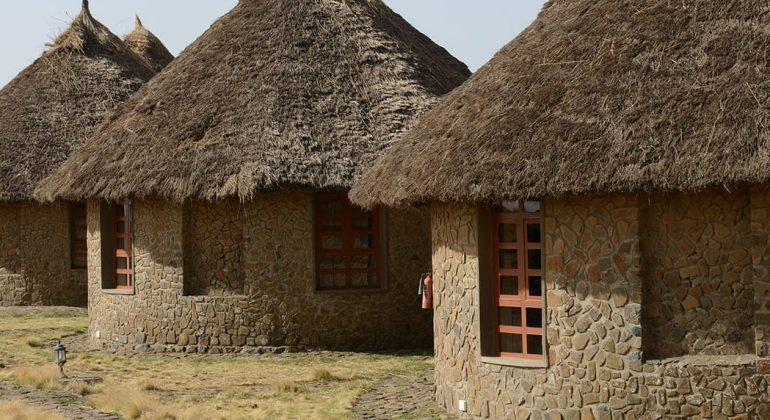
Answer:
492;200;544;360
114;201;133;289
70;203;88;269
315;193;381;290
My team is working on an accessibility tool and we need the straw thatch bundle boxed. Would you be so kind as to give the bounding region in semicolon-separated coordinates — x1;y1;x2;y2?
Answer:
35;0;470;202
350;0;770;208
124;16;174;72
0;0;160;202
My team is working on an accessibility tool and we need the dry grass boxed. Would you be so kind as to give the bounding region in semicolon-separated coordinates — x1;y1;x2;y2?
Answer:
13;365;62;391
0;399;66;420
0;311;433;419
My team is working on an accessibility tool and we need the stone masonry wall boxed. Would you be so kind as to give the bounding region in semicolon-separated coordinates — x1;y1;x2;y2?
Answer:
751;188;770;358
183;199;245;296
641;190;754;358
0;202;87;306
432;193;770;419
88;193;432;352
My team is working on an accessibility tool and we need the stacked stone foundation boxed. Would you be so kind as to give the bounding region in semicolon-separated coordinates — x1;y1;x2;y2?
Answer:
432;189;770;418
0;202;87;307
87;192;433;351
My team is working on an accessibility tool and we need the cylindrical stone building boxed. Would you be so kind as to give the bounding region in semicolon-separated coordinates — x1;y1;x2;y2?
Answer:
37;0;470;352
352;0;770;417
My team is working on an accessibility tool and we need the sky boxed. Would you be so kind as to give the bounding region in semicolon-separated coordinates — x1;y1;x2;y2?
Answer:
0;1;546;87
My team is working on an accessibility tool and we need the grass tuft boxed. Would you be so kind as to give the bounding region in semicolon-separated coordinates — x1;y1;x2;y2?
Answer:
88;383;178;419
0;399;66;420
14;365;62;391
274;381;305;394
309;367;343;382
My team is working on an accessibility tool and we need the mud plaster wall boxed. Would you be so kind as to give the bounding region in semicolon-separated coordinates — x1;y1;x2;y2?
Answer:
431;193;770;419
0;202;87;306
87;192;432;351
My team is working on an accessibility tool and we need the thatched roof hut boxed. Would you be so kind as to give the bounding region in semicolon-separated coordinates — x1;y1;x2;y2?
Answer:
36;0;470;202
350;0;770;208
124;16;174;72
0;0;160;202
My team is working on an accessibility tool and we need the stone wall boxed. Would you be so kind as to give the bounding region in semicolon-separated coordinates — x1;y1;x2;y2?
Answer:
0;202;87;307
641;190;754;358
431;192;770;419
751;188;770;358
87;192;432;352
183;200;245;296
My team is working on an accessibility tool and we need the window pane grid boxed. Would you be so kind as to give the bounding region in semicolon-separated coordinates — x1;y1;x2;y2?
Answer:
493;200;544;360
114;202;133;289
315;193;381;290
70;203;88;269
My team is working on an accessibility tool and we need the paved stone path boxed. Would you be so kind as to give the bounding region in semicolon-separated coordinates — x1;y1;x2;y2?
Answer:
351;369;455;420
0;382;118;420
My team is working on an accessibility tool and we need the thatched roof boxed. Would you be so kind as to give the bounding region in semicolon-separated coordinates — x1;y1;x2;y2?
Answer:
0;0;158;202
350;0;770;208
35;0;470;202
124;16;174;72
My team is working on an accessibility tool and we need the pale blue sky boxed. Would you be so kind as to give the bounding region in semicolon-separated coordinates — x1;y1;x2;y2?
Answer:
0;1;546;87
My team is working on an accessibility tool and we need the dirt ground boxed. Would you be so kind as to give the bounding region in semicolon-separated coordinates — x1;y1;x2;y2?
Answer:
0;307;449;419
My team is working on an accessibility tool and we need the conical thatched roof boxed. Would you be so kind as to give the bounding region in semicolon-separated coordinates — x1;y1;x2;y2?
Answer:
124;16;174;72
350;0;770;208
36;0;470;202
0;1;157;202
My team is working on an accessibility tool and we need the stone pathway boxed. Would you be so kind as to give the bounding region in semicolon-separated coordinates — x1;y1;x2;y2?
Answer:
0;382;118;420
351;369;455;420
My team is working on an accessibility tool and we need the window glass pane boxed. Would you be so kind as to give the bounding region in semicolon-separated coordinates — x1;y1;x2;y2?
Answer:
499;307;522;327
116;237;126;250
352;234;374;249
527;249;542;270
320;256;346;270
499;250;517;269
116;205;125;217
528;276;542;297
117;274;129;286
498;224;517;243
500;276;518;295
497;201;520;213
351;272;377;287
116;258;128;270
321;202;342;215
351;255;376;269
116;221;126;234
500;333;523;353
526;308;543;328
319;274;334;288
321;235;343;250
524;200;541;213
321;219;342;232
527;335;544;355
73;255;87;268
333;273;347;288
527;223;541;243
353;217;374;230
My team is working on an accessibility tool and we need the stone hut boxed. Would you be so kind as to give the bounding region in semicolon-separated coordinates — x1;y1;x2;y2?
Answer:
37;0;470;351
351;0;770;417
0;1;169;306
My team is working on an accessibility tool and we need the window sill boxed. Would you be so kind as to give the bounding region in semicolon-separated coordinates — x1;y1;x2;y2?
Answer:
101;289;135;296
481;356;548;369
315;287;388;295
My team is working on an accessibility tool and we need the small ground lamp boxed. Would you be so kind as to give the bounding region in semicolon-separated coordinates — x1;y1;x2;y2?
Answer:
53;341;68;378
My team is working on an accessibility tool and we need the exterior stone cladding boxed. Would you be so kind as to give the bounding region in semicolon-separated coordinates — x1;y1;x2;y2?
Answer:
87;192;433;352
0;202;87;306
431;191;770;419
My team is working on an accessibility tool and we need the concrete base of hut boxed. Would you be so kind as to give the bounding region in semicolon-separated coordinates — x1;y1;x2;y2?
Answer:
431;189;770;418
0;202;87;307
85;192;433;351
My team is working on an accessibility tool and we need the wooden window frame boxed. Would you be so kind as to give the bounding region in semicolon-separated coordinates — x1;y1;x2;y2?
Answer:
113;201;133;290
314;193;382;291
69;203;88;269
492;200;545;360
